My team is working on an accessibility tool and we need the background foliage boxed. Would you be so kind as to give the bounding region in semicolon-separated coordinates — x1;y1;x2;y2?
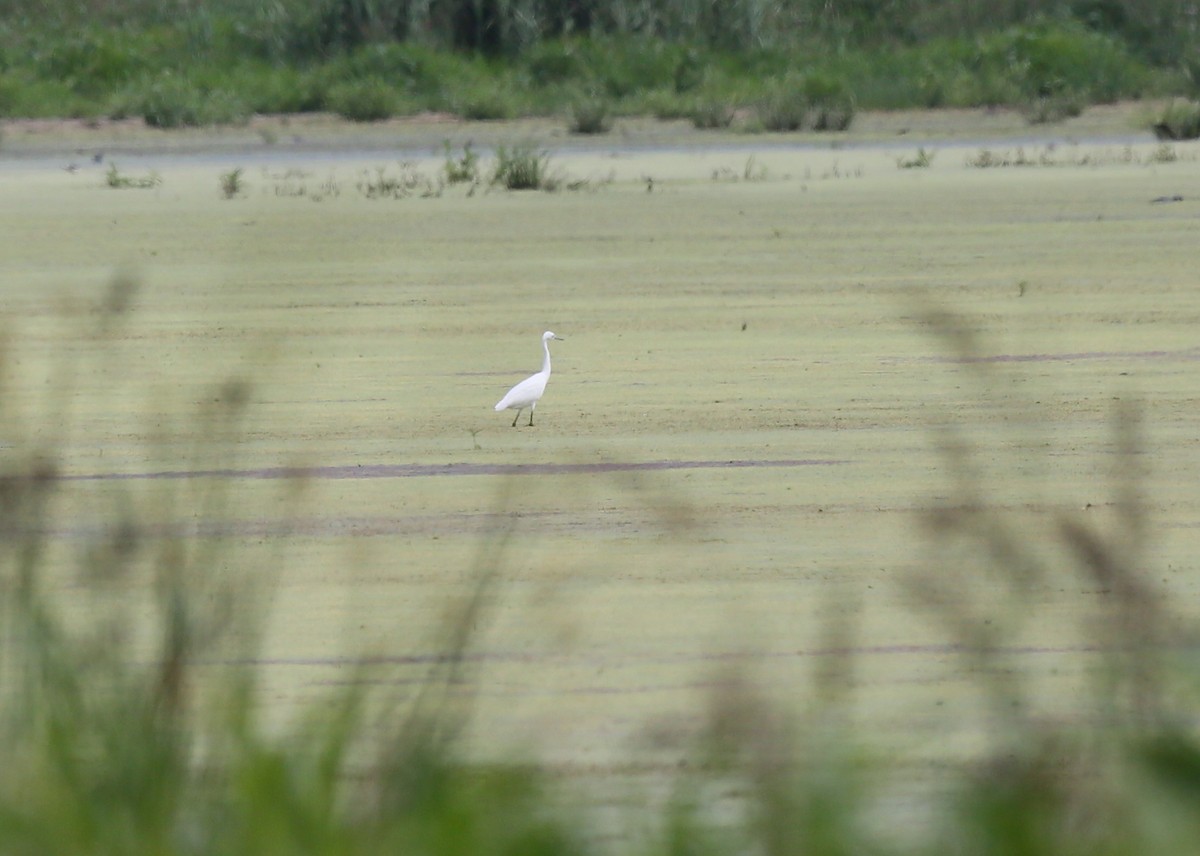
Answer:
0;0;1197;125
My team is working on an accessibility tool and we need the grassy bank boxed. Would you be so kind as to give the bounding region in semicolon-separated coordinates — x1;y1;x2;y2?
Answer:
1;1;1196;130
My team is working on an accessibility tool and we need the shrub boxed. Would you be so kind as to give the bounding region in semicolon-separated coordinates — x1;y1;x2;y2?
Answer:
456;88;516;120
757;78;807;131
672;47;706;93
324;42;476;106
578;36;689;98
974;20;1148;107
325;77;398;121
802;71;856;130
36;27;151;97
114;75;249;128
523;41;586;86
0;73;91;119
689;99;735;129
0;72;22;116
1151;100;1200;140
569;96;612;134
1021;92;1086;124
756;73;855;132
230;65;327;114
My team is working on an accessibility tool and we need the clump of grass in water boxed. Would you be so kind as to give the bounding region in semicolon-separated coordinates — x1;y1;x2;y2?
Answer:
105;163;161;188
219;167;244;199
357;162;442;198
895;147;936;168
492;143;559;191
442;141;479;184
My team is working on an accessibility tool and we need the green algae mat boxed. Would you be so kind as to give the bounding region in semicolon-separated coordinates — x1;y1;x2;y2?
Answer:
2;118;1198;774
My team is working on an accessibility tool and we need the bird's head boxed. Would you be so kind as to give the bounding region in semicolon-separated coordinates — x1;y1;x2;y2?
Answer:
543;331;564;342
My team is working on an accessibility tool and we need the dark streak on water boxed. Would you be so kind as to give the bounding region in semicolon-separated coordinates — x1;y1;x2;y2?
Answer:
63;458;849;483
196;641;1116;671
913;346;1200;365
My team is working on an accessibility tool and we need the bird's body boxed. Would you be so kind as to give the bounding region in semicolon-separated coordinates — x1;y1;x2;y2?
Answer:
495;331;563;427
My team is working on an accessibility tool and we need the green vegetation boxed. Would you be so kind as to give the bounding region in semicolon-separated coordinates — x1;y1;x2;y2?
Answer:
569;96;613;135
442;141;480;184
111;74;251;128
896;146;936;168
1152;99;1200;139
105;163;161;188
491;142;557;190
755;76;810;131
0;2;1194;127
356;162;441;198
325;77;405;122
688;99;736;129
961;142;1196;167
219;166;244;198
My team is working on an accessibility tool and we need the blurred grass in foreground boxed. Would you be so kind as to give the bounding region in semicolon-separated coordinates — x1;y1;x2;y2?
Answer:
0;280;1199;854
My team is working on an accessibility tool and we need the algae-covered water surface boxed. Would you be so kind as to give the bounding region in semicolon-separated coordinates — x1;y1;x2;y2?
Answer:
2;113;1198;780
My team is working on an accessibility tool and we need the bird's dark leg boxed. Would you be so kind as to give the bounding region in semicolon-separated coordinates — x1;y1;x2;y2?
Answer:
511;410;521;427
529;410;535;426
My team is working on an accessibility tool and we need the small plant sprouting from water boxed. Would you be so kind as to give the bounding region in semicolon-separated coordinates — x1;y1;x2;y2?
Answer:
896;147;936;168
264;167;341;200
357;162;442;199
219;167;244;199
442;141;479;184
105;163;161;189
710;156;768;182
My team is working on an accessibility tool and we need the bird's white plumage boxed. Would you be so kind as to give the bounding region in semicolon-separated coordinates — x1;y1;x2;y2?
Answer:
495;331;563;427
494;373;548;412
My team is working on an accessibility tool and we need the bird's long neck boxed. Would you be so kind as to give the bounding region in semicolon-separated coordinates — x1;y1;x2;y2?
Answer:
540;338;552;375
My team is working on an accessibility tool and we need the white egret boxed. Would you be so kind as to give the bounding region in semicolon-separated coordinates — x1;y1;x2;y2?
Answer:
494;331;564;427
